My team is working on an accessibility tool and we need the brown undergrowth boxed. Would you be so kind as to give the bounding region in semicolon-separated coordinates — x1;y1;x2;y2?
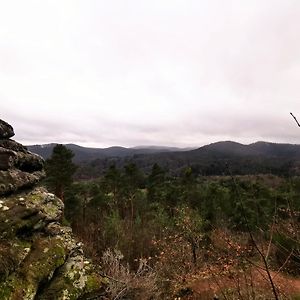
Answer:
75;220;300;299
168;228;300;299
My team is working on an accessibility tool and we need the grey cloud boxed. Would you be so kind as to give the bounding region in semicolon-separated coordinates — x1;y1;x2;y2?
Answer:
1;1;300;147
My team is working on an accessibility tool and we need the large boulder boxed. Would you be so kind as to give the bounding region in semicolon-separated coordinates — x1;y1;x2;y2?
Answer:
0;147;44;172
0;120;14;139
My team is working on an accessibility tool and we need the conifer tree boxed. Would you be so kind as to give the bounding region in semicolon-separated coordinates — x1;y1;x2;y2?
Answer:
45;144;77;200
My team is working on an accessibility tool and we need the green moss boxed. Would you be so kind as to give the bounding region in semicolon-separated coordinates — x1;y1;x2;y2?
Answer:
27;193;42;204
0;238;33;283
16;239;32;249
0;282;14;299
0;237;67;300
85;273;105;292
0;186;104;299
19;237;66;288
0;275;26;300
36;256;106;299
36;277;82;300
61;217;70;226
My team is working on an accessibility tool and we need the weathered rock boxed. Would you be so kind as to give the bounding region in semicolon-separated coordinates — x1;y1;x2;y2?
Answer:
0;147;15;170
0;228;105;300
0;187;63;239
0;191;105;300
36;241;107;299
0;139;27;153
14;151;44;172
0;187;105;300
0;236;67;299
0;119;106;299
0;146;44;172
0;169;45;196
0;120;14;139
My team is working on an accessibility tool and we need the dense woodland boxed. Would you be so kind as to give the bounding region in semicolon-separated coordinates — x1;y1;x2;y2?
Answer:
29;141;300;180
44;144;300;299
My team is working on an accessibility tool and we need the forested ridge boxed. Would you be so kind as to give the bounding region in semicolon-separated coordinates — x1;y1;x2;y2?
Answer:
30;141;300;180
43;143;300;299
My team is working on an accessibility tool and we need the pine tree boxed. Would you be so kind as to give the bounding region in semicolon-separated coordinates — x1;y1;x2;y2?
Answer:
45;144;77;200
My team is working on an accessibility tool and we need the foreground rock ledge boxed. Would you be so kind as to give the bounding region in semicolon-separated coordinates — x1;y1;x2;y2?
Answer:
0;119;107;300
0;189;107;299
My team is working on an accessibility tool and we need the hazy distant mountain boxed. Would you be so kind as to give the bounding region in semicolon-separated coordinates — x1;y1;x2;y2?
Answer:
28;141;300;178
132;145;194;151
27;143;191;163
187;141;300;159
127;141;300;176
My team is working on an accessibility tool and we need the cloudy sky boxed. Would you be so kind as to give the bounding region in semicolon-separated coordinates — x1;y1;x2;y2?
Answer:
1;1;300;147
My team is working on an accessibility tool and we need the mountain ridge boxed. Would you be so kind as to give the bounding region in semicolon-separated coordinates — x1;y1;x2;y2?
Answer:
27;143;195;162
27;141;300;178
27;140;300;162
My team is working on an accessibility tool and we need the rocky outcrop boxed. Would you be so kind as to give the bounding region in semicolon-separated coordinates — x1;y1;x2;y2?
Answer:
0;120;106;299
0;126;45;195
0;120;14;139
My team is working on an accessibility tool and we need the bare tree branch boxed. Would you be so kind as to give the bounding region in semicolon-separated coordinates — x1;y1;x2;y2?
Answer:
290;112;300;127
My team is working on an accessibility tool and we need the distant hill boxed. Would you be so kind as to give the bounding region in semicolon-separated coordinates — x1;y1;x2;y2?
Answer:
28;141;300;178
112;141;300;176
27;143;189;163
188;141;300;160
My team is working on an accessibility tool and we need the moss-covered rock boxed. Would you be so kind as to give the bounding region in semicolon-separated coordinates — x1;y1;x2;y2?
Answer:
0;187;63;239
0;236;66;299
0;119;107;299
36;247;106;299
0;186;107;298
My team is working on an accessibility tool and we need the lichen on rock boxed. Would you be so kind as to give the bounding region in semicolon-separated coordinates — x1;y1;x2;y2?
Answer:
0;119;106;299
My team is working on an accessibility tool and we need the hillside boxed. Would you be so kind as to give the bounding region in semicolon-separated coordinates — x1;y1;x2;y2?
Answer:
119;141;300;175
27;143;187;163
77;141;300;178
28;141;300;178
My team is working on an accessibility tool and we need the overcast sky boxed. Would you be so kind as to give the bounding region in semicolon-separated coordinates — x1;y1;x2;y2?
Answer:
1;1;300;148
